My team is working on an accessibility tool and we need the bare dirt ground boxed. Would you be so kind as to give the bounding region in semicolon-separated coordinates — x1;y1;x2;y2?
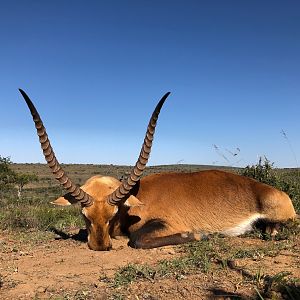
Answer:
0;229;299;300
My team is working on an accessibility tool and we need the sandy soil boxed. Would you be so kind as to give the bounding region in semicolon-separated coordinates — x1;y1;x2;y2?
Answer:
0;230;299;300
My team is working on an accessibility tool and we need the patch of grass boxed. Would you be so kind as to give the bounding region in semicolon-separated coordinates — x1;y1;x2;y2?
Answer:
253;267;266;286
111;232;299;296
0;203;83;231
231;248;261;259
273;219;300;241
38;290;93;300
0;182;84;232
158;256;199;278
229;240;291;261
112;237;221;287
113;264;156;287
109;293;125;300
254;271;300;300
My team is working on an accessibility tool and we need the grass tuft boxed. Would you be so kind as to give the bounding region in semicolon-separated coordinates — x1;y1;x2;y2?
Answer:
113;264;156;287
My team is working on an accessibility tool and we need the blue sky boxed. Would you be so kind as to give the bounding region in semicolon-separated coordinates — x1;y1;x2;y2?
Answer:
0;1;299;167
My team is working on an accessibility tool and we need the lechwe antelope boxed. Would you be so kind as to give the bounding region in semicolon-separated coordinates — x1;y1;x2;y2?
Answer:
20;89;296;251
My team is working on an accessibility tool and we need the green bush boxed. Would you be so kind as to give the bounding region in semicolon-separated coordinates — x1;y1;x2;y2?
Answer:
241;157;300;213
242;157;279;185
0;156;16;196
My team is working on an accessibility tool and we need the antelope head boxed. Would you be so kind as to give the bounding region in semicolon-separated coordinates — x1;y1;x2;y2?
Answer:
19;89;170;250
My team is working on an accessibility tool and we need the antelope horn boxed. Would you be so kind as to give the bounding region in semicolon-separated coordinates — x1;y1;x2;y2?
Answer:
19;89;94;207
107;92;170;205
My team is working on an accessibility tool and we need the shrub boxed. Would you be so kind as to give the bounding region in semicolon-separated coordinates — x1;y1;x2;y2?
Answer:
241;157;300;212
0;156;16;195
241;156;278;185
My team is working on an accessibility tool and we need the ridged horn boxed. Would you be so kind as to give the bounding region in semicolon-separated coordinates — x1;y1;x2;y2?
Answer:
19;89;94;207
107;92;170;206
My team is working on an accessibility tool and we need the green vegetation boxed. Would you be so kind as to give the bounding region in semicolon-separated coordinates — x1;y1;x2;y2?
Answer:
112;234;291;281
110;234;300;299
0;155;38;200
113;264;156;287
0;156;83;232
111;240;215;288
0;156;16;195
14;173;38;199
241;156;300;213
111;240;213;288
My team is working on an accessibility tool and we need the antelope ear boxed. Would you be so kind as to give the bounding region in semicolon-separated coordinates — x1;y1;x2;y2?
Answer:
51;196;72;206
124;195;144;207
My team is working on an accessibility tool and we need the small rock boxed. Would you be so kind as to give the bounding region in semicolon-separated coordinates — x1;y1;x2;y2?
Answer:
36;286;46;293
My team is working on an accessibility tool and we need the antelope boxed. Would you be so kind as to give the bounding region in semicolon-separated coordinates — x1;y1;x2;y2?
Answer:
19;89;296;251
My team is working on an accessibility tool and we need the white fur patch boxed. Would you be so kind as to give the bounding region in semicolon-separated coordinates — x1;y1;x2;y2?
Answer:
222;213;263;236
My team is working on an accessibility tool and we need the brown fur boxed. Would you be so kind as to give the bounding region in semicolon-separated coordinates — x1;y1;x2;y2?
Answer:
54;170;296;250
